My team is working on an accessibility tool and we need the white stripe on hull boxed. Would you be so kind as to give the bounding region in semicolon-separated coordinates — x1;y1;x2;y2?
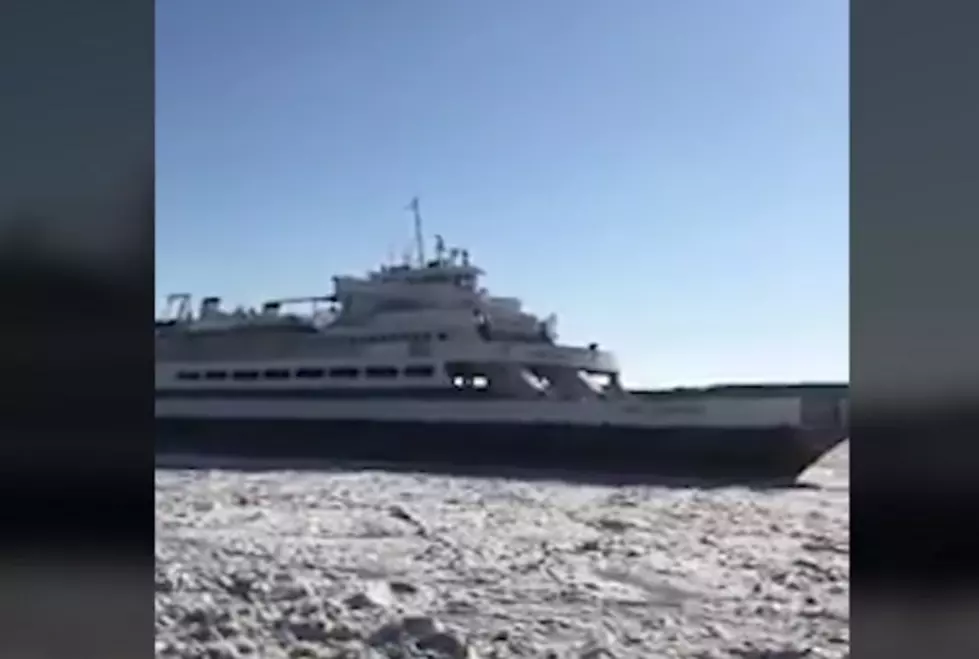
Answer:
155;396;805;429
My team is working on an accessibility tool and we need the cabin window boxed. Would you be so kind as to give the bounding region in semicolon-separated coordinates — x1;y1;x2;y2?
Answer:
204;371;227;380
295;368;325;379
176;371;200;381
365;366;398;378
404;365;434;378
437;332;448;341
329;367;359;378
232;370;259;381
263;369;290;380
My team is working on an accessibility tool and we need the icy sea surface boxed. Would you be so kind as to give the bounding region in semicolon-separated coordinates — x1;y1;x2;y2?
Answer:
155;445;849;658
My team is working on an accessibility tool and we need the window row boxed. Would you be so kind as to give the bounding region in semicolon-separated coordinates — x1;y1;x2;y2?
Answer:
175;364;436;382
339;332;449;344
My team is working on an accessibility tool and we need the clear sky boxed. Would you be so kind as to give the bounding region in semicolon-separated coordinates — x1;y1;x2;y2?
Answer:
156;0;848;388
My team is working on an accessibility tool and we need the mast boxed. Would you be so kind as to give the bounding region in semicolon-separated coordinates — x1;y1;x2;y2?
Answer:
406;196;425;267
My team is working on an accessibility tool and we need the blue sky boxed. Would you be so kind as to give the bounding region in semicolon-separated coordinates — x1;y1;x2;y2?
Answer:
156;0;848;388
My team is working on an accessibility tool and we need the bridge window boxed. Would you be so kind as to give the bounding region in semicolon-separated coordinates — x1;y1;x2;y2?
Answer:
329;367;359;379
295;368;325;379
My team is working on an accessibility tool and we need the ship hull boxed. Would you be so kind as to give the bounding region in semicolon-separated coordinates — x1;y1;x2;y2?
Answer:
155;414;846;483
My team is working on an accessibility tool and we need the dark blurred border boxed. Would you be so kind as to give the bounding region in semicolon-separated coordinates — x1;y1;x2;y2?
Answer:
852;0;979;655
3;0;979;654
0;0;151;655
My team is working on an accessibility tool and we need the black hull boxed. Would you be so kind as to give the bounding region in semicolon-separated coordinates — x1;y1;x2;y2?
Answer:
155;416;846;483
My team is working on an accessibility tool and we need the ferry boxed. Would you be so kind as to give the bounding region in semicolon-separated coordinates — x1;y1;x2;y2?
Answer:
155;200;847;482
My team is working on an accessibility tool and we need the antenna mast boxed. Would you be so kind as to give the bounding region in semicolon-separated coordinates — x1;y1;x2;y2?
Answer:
406;196;425;267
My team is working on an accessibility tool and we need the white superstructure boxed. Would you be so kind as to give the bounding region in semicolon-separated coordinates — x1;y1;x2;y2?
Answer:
155;201;820;430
